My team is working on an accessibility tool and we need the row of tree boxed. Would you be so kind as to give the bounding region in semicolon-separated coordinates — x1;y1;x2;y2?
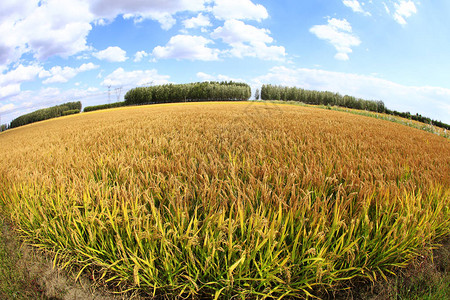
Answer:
259;84;450;129
385;109;450;130
9;102;81;129
260;84;386;113
4;82;251;130
124;81;252;105
3;82;449;131
84;102;125;112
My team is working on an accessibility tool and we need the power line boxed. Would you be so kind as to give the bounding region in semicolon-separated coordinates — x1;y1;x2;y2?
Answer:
140;81;154;87
114;86;123;102
76;90;109;99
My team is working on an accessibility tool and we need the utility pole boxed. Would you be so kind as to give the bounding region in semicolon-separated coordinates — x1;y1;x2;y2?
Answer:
108;85;111;104
114;86;123;102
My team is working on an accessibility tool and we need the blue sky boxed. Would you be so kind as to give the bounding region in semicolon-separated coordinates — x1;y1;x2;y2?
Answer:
1;0;450;125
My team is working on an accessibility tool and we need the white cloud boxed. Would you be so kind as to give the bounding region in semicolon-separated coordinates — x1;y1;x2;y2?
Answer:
134;51;149;62
334;53;351;61
0;103;15;114
393;1;417;25
78;62;99;72
343;0;371;16
0;64;43;98
212;20;273;45
1;64;43;85
0;0;93;63
101;67;170;87
39;63;99;84
212;0;268;21
0;84;21;99
253;66;450;124
152;35;220;61
89;0;208;30
123;12;176;31
196;72;244;83
0;1;35;20
310;18;361;60
0;0;210;67
93;46;128;62
0;45;13;68
383;2;391;14
211;20;286;61
328;18;353;32
196;72;214;81
183;13;211;29
0;86;109;124
87;87;99;93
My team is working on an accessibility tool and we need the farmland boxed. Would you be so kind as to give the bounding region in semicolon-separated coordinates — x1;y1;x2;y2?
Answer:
0;102;449;298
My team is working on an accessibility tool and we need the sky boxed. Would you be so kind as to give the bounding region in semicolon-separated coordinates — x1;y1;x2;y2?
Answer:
1;0;450;125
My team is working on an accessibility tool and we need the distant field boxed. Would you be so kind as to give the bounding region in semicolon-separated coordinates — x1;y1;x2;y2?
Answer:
0;102;449;298
257;100;450;139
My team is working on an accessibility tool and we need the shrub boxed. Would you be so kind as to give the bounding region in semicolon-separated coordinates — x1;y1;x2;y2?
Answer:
83;102;125;112
62;109;80;116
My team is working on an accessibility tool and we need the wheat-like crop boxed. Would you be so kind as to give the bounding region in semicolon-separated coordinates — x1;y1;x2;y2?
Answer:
0;102;449;298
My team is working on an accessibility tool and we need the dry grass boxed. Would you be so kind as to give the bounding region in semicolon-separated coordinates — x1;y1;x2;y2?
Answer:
0;102;449;298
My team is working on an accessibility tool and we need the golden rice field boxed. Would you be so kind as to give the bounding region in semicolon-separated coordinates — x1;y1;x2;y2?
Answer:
0;102;449;299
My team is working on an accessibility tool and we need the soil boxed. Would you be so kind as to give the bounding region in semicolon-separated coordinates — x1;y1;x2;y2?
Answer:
0;217;131;300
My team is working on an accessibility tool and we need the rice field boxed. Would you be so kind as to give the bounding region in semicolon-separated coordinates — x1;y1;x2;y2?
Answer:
0;102;449;299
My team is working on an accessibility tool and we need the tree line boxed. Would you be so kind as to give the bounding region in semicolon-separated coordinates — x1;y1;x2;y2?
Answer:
3;82;449;131
260;84;450;130
4;82;251;130
124;81;251;105
260;84;386;113
9;101;81;129
384;109;450;130
84;102;125;112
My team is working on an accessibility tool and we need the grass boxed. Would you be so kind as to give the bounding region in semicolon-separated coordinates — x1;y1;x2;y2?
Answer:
0;216;48;299
392;237;450;300
0;102;449;298
327;236;450;299
0;215;129;300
